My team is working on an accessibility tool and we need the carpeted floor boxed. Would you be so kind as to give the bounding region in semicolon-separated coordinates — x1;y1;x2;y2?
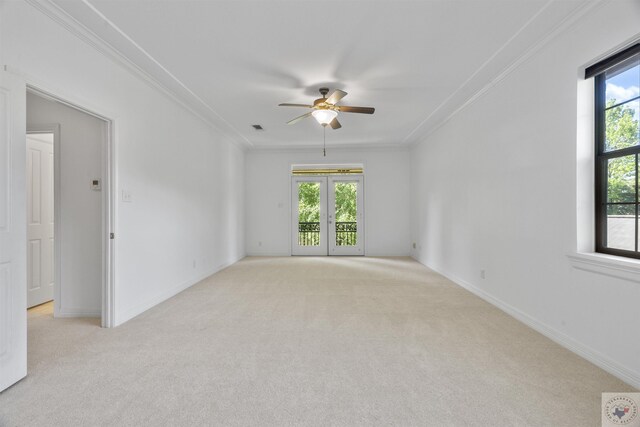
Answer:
0;257;635;426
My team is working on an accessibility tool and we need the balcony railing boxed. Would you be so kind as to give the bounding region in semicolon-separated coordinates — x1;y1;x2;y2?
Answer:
298;222;321;246
298;222;357;246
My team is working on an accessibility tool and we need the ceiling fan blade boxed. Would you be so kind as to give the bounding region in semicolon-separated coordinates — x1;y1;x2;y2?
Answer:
337;106;375;114
329;118;342;130
287;112;313;125
326;89;347;105
279;103;313;108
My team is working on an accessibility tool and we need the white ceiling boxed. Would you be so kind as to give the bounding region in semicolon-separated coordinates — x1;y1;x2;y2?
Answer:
51;0;591;149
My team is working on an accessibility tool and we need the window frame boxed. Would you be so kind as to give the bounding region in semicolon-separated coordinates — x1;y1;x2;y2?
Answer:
590;44;640;258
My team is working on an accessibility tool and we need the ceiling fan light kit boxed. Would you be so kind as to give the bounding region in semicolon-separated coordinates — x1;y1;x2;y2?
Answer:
312;109;337;125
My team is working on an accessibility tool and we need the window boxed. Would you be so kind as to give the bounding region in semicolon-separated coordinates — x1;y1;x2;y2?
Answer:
587;44;640;258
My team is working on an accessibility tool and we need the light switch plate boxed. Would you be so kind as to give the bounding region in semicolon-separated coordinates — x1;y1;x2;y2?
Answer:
91;179;101;191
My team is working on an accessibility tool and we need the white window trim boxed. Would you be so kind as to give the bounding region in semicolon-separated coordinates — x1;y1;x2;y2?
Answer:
568;252;640;283
575;78;596;254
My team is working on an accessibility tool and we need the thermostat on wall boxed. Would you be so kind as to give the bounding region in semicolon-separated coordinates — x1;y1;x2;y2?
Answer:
91;179;101;191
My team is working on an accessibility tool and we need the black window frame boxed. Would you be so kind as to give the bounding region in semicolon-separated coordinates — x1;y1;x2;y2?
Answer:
587;43;640;258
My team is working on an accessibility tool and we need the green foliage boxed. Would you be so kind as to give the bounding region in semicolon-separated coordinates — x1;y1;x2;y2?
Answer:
334;183;357;222
297;181;358;223
298;183;320;222
606;100;639;205
606;100;639;151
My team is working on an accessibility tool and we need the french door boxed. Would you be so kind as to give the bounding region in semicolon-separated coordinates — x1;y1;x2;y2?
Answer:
328;176;364;255
291;176;364;256
291;177;327;255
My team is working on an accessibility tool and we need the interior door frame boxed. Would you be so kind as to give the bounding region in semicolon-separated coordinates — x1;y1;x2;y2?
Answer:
26;125;59;309
291;176;328;256
27;86;116;328
328;175;364;256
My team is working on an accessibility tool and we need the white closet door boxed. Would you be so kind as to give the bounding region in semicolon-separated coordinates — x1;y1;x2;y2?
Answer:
27;134;54;308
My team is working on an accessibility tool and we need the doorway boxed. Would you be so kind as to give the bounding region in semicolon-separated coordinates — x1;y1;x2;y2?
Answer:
27;90;110;323
291;175;364;256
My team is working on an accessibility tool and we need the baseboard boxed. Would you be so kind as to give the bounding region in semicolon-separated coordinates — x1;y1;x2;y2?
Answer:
364;251;411;257
115;257;241;326
245;252;412;257
55;308;101;318
245;251;291;257
412;256;640;390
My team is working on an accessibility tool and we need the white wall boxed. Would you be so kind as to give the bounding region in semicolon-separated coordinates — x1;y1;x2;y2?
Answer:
27;92;105;317
410;1;640;387
1;1;245;326
246;148;410;256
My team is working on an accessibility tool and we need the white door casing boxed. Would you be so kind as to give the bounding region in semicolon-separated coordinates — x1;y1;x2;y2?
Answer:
26;133;54;308
27;87;115;328
291;177;327;256
0;68;27;392
291;175;365;256
328;176;364;256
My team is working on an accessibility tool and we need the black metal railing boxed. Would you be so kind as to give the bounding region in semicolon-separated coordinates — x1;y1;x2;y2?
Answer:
298;222;357;246
335;222;357;246
298;222;321;246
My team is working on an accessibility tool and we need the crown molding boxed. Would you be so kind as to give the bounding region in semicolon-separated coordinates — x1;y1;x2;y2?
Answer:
22;0;604;153
248;142;409;153
23;0;252;151
406;0;606;148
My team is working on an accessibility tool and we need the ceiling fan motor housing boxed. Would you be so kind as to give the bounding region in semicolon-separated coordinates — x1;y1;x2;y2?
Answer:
314;88;331;107
314;98;329;107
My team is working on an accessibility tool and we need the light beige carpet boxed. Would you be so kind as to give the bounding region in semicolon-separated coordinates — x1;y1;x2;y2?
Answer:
0;257;635;426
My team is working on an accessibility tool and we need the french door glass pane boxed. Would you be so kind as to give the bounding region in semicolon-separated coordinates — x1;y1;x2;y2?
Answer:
298;182;320;246
606;204;635;251
334;182;357;246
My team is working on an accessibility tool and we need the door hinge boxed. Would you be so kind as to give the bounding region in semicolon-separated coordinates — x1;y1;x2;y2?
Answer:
110;233;115;239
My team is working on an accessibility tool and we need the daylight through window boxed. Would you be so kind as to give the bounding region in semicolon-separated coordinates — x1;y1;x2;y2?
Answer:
587;44;640;257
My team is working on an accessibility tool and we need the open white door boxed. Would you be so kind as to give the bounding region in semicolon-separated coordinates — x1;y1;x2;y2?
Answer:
0;68;27;391
291;177;328;255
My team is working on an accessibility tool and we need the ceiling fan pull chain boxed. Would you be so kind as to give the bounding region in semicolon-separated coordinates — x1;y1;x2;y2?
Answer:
323;125;328;157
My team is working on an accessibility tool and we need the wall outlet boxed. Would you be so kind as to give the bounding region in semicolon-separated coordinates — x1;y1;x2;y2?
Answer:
122;190;133;203
258;241;262;247
412;242;416;249
192;259;196;269
480;269;486;279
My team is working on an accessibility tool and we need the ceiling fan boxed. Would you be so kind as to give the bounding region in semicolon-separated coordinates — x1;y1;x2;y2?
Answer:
279;87;375;129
